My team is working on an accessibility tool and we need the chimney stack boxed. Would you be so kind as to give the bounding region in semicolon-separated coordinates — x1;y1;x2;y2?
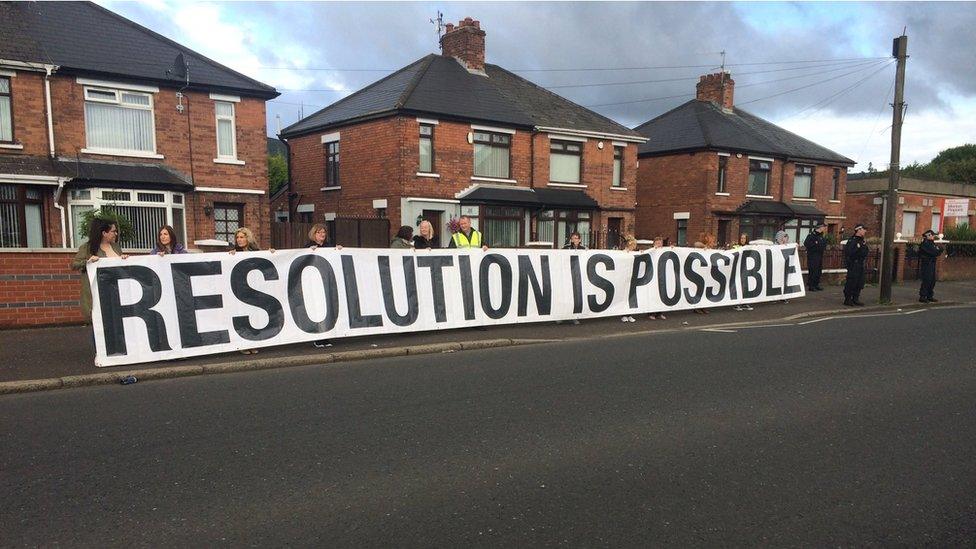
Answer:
696;72;735;111
440;17;486;73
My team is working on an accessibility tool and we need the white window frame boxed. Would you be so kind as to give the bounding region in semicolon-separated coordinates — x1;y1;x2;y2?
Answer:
82;86;159;157
214;100;240;163
67;188;186;251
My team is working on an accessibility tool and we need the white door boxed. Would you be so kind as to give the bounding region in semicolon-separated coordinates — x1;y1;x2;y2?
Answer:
901;211;917;237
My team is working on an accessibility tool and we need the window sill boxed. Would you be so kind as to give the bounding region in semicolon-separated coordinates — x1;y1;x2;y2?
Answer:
213;158;245;166
416;172;440;178
0;143;24;150
80;148;164;159
610;187;629;191
471;176;516;184
792;197;816;202
829;199;841;203
714;192;730;196
320;186;341;191
745;194;774;199
547;182;586;188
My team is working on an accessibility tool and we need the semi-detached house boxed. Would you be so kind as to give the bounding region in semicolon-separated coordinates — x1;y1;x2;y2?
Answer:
274;18;647;249
0;1;278;327
633;73;856;247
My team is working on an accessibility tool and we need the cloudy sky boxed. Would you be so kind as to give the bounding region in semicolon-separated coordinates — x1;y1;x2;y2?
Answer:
101;1;976;171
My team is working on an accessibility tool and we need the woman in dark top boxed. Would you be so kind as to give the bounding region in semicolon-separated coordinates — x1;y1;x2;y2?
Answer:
150;225;187;255
412;220;438;249
306;223;341;250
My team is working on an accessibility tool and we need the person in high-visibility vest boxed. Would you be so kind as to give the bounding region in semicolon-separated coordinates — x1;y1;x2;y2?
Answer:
448;215;489;251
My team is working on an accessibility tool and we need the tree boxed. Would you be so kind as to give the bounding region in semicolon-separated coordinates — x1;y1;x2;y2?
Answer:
268;153;288;194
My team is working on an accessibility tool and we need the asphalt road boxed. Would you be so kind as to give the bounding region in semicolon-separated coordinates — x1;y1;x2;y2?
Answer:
2;306;975;547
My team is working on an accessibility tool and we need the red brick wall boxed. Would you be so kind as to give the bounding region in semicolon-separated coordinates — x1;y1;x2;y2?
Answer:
638;151;848;243
284;116;640;240
1;71;51;156
0;251;84;327
845;191;970;240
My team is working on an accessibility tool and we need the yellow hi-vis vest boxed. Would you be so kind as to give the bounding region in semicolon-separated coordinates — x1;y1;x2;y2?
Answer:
452;229;482;248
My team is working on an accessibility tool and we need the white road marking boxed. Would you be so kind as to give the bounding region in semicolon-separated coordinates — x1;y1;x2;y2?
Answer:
701;328;738;333
798;317;833;325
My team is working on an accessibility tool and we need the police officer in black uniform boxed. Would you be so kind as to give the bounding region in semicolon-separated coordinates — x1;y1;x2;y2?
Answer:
918;229;943;303
803;222;828;291
843;223;869;306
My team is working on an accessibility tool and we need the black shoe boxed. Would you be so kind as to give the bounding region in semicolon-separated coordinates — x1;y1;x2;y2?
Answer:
927;298;939;303
852;301;865;306
814;286;824;291
844;300;854;306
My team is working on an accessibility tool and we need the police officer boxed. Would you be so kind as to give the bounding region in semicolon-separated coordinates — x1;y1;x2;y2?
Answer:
843;223;869;306
448;215;489;250
804;222;828;291
918;229;943;303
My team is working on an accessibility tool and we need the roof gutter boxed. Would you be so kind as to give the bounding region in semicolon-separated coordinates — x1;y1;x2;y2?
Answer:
534;126;647;144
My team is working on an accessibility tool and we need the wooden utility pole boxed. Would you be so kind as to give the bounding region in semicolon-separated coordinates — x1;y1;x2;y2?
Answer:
879;33;908;303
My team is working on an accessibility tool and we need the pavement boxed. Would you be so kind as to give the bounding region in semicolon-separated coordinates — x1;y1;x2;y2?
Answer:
1;305;974;546
0;279;973;390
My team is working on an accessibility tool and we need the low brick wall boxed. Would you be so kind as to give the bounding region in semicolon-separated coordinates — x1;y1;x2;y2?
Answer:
940;255;976;281
0;250;85;328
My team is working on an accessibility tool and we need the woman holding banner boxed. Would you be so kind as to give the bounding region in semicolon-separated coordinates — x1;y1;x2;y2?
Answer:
620;236;638;322
228;227;268;354
150;225;186;256
413;220;438;249
71;218;128;324
306;223;342;251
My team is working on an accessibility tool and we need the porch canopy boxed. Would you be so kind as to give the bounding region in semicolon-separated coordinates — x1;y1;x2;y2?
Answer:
458;185;598;209
730;199;826;219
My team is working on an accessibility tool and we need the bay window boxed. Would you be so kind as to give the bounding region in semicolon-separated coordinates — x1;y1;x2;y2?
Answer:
0;185;44;248
793;165;814;198
482;206;521;247
215;101;237;159
748;159;771;195
68;188;184;249
0;76;12;143
473;131;510;179
84;87;156;154
549;140;582;184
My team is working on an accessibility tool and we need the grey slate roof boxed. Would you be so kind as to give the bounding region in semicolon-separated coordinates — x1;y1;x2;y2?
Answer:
733;200;825;218
281;55;641;139
0;2;277;98
634;100;854;166
0;155;191;190
459;185;599;209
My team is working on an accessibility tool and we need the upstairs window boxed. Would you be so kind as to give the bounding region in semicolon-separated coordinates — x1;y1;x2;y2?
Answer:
748;159;771;196
84;87;155;153
324;140;340;187
473;130;511;179
549;140;582;184
612;146;624;187
0;76;12;143
793;165;814;198
717;155;728;193
419;123;435;173
832;168;841;200
215;101;237;159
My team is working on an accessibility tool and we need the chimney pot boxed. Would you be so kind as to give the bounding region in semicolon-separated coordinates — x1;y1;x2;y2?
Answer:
440;16;487;73
696;71;734;110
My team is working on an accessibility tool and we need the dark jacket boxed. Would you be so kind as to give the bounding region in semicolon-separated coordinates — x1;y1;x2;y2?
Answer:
843;235;869;267
918;239;943;266
803;232;827;256
562;242;587;250
413;235;438;249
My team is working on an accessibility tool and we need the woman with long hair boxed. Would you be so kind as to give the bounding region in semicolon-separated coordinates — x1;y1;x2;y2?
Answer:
390;225;413;248
413;220;438;249
306;223;342;250
70;217;128;323
150;225;186;255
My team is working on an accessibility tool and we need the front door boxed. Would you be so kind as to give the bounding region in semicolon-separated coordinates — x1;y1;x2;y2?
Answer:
717;219;730;247
607;217;623;250
422;209;443;246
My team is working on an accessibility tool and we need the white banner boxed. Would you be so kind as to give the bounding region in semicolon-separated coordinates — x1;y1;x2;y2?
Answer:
943;198;970;218
89;245;805;366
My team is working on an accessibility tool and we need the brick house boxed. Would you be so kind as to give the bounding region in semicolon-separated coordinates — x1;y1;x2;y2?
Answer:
273;18;646;249
633;72;856;247
846;176;976;239
0;2;278;327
